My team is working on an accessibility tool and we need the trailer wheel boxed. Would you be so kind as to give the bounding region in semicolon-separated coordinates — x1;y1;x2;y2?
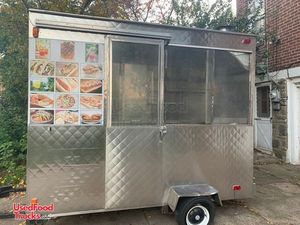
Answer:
175;197;215;225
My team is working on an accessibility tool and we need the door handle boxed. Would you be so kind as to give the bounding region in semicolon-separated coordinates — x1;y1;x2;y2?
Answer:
160;126;167;140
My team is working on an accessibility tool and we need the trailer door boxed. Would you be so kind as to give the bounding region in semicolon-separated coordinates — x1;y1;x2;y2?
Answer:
106;37;164;209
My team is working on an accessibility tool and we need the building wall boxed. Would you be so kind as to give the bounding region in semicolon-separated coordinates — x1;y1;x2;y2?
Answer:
266;0;300;72
236;0;248;17
272;79;287;160
265;0;299;160
236;0;300;71
237;0;299;160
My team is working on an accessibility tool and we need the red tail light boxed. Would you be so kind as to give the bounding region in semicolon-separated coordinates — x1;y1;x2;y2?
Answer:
241;38;251;44
232;185;241;191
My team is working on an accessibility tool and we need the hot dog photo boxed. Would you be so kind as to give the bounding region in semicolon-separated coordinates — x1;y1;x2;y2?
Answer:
56;78;79;93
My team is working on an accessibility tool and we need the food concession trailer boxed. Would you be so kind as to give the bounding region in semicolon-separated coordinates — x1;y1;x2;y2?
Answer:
27;9;255;225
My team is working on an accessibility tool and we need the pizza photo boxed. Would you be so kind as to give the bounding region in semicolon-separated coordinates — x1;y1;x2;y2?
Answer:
56;94;77;109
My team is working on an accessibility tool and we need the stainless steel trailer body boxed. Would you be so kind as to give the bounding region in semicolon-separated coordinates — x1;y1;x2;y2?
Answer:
27;9;255;221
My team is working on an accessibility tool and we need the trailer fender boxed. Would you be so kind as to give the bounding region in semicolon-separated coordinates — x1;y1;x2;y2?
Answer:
165;184;222;212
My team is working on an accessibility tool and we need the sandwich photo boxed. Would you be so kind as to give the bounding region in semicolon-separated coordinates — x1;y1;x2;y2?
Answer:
81;64;102;78
80;95;102;109
80;79;102;93
56;62;79;77
55;110;79;125
30;60;55;76
30;93;54;108
80;110;102;124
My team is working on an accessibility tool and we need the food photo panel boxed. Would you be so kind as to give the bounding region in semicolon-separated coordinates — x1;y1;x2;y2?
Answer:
80;95;102;110
30;60;55;76
80;79;102;94
56;78;79;93
55;110;79;125
30;110;54;125
80;110;103;125
55;93;78;110
81;63;102;79
30;77;54;92
30;93;54;109
35;39;50;59
60;41;75;61
85;43;98;63
56;62;79;77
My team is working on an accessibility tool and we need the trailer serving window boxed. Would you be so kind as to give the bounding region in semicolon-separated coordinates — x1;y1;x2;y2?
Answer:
165;46;250;124
165;46;207;124
111;41;160;126
213;51;250;124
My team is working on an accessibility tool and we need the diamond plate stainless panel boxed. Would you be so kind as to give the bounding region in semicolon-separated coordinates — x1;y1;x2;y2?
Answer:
163;125;253;200
105;127;163;209
27;126;106;213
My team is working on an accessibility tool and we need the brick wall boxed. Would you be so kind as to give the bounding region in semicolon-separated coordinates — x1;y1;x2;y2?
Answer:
237;0;300;72
236;0;248;17
265;0;300;71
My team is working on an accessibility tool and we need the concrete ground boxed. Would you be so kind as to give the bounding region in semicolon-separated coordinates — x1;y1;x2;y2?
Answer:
1;151;300;225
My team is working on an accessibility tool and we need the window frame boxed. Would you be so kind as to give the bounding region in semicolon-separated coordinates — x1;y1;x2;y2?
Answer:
108;36;165;127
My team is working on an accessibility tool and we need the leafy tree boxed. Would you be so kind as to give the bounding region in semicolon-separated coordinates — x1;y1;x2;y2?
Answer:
0;0;29;185
0;0;125;186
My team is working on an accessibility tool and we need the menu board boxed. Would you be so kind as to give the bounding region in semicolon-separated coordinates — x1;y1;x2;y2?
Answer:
28;38;104;126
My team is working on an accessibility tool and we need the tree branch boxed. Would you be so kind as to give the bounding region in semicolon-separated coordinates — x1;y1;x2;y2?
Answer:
21;0;29;11
79;0;95;14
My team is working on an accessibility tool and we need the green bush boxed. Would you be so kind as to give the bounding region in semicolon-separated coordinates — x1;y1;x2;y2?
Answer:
0;136;26;186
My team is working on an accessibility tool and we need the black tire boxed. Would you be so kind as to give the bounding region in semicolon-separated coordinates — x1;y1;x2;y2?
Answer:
175;197;215;225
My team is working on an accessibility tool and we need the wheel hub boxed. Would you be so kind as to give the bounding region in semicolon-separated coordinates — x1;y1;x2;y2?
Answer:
186;205;210;225
188;207;205;223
